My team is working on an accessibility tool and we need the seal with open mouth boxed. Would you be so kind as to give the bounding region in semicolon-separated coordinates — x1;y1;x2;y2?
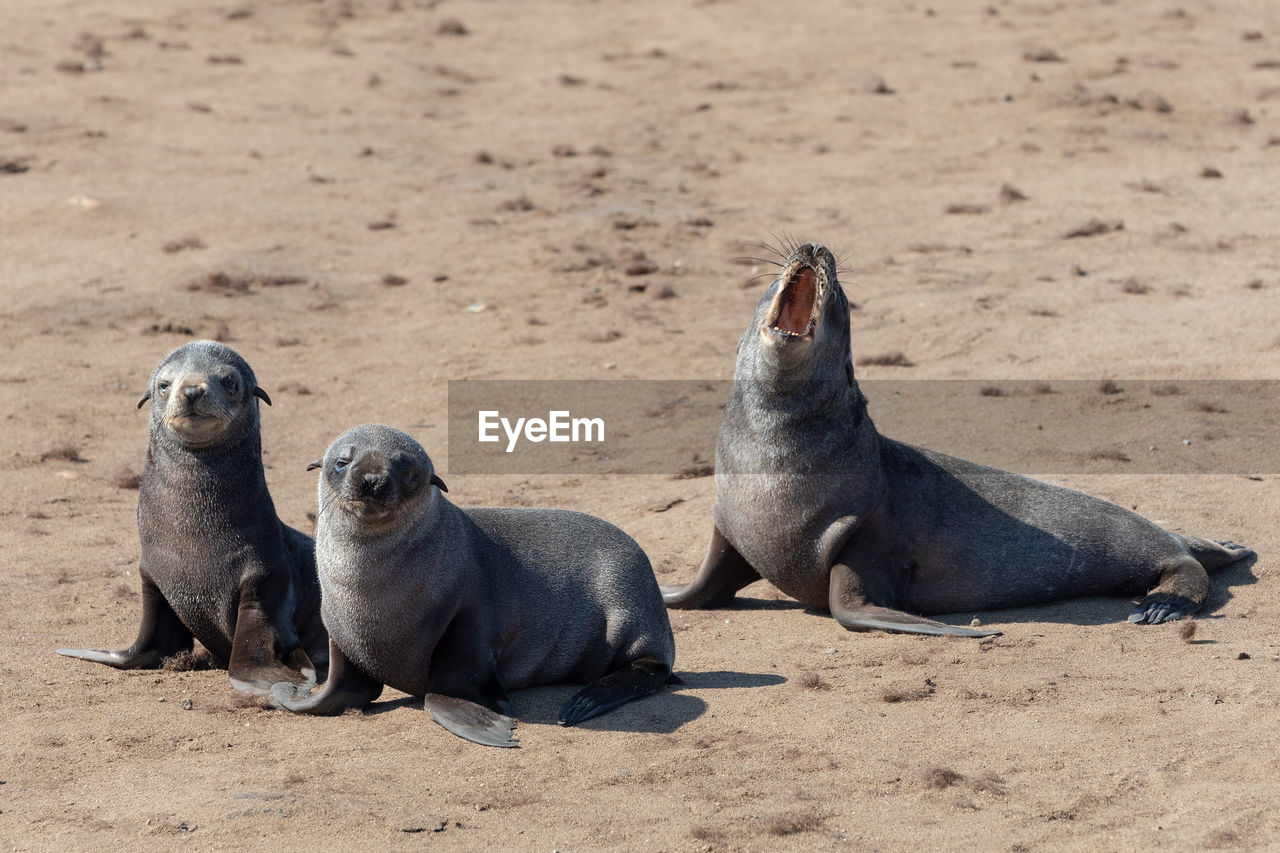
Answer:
661;241;1253;636
271;424;675;748
57;341;327;694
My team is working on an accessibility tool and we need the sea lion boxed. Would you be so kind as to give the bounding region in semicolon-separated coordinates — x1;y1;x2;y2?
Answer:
662;240;1253;636
270;424;675;748
58;341;327;694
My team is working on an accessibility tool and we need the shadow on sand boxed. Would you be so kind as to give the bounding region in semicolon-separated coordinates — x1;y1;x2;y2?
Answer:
510;669;786;735
962;551;1258;629
708;553;1257;633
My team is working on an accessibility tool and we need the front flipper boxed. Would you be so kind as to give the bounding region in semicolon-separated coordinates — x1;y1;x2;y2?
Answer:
829;563;1001;639
57;574;193;669
270;638;383;714
423;694;518;748
661;523;761;609
228;581;316;696
558;656;672;726
421;614;517;747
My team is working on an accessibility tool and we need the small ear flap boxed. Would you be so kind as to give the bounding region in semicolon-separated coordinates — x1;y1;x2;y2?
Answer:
253;387;273;406
430;473;448;493
306;459;323;472
137;390;152;409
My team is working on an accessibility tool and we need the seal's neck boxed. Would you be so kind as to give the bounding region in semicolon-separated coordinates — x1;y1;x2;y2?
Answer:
323;485;449;570
145;417;270;506
723;334;875;477
734;318;860;410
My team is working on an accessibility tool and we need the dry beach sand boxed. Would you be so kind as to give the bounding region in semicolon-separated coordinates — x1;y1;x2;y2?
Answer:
3;0;1280;849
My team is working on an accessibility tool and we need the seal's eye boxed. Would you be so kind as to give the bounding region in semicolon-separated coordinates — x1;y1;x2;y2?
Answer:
157;380;171;394
334;458;350;473
221;375;239;394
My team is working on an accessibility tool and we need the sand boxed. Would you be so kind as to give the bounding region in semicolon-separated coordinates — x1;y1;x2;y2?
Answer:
2;0;1279;849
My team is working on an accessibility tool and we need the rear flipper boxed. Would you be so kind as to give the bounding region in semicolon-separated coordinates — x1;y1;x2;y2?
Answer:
57;574;193;669
228;588;317;696
1129;554;1209;624
270;638;383;714
424;695;518;748
828;561;1001;639
557;657;672;726
1176;535;1254;571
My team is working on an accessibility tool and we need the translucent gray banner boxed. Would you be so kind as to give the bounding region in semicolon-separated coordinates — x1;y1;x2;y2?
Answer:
446;380;1279;475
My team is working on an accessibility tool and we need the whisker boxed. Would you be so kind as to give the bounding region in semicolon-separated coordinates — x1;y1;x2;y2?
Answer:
762;229;794;262
741;271;778;288
753;241;791;263
831;241;856;273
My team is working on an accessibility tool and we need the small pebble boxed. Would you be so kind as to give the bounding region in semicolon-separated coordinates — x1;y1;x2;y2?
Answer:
180;698;193;710
970;618;981;627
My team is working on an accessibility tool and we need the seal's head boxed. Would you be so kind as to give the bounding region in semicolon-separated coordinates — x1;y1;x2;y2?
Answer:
139;341;272;450
752;242;851;376
309;424;448;534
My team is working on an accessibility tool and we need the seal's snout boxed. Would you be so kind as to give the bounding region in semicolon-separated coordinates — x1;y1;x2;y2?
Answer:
335;451;408;522
763;243;834;346
160;370;240;447
360;470;391;500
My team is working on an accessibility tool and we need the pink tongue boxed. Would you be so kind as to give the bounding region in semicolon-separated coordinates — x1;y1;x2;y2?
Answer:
776;268;816;334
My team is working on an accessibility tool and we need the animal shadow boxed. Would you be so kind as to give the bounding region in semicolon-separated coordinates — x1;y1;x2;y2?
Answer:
512;670;786;734
969;551;1257;628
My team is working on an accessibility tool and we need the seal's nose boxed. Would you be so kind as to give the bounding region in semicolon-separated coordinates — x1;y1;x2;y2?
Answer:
183;385;205;402
361;471;390;498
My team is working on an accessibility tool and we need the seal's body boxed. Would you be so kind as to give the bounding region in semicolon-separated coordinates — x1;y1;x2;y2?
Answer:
273;424;674;748
663;242;1253;636
58;341;326;692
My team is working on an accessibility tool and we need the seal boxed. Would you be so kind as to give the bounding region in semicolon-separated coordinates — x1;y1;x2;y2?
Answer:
270;424;675;748
58;340;327;694
662;240;1254;636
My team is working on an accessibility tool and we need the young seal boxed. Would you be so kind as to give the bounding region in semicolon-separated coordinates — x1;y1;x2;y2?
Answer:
662;241;1254;637
270;424;675;748
58;341;327;694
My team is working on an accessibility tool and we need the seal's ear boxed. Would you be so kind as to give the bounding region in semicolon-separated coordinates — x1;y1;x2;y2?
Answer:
306;459;323;471
431;473;449;493
137;390;152;409
253;387;273;406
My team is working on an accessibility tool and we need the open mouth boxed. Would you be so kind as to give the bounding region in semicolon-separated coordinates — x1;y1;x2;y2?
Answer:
766;265;820;339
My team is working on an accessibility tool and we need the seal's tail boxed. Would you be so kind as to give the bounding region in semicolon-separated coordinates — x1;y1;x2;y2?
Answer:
1177;535;1255;571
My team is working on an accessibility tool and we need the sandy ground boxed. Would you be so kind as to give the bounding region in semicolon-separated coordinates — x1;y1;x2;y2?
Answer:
3;0;1280;849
